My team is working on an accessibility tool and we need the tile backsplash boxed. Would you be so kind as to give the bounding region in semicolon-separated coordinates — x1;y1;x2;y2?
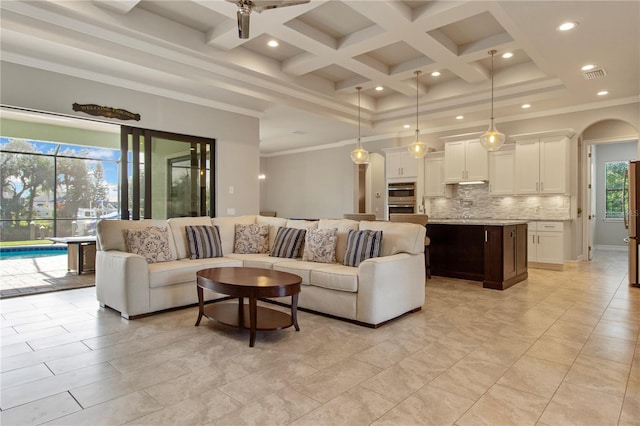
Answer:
425;183;572;220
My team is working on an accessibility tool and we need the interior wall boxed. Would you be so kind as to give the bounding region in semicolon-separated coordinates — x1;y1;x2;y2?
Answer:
0;61;261;217
262;145;354;219
593;141;638;247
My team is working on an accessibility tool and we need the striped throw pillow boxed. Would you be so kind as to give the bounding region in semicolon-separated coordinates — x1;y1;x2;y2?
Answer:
185;225;223;259
270;227;306;258
343;229;383;267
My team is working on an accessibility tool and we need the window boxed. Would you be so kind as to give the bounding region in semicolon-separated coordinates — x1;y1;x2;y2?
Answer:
605;161;628;219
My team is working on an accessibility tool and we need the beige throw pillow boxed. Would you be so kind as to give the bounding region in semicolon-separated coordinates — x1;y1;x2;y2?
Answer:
123;226;175;263
302;228;338;263
234;224;269;254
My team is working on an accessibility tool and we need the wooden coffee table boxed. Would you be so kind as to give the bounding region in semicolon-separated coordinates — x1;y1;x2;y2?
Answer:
195;267;302;347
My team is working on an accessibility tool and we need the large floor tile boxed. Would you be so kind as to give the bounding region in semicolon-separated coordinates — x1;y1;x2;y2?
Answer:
619;380;640;426
497;355;569;398
539;382;623;426
291;386;395;426
563;355;630;397
457;383;548;426
0;392;81;426
372;384;474;426
525;335;583;365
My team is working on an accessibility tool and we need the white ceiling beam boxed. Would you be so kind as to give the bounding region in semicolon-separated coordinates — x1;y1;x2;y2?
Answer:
91;0;141;15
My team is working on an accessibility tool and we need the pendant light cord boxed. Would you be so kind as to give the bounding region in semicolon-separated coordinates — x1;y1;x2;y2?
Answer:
357;87;362;147
415;70;421;136
489;49;496;122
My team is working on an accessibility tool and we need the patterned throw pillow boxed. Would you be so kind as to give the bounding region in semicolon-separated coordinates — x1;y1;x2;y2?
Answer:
234;224;269;254
185;225;223;259
270;227;306;258
343;229;383;267
302;228;338;263
123;226;175;263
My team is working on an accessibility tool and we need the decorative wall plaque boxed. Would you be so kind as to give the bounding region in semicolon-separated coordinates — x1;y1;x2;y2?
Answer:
72;103;140;121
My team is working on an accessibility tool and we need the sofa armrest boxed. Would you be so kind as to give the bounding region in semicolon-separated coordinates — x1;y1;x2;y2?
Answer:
356;253;425;325
96;250;150;318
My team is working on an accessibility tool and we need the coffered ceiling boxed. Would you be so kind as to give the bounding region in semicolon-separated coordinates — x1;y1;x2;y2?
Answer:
1;1;638;154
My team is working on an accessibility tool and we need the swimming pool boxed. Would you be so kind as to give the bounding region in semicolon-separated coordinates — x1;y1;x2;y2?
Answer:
0;246;67;260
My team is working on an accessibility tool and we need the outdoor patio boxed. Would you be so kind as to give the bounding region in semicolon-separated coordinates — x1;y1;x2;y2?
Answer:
0;254;95;298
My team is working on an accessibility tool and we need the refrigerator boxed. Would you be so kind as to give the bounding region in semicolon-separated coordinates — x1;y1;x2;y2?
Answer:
625;161;640;287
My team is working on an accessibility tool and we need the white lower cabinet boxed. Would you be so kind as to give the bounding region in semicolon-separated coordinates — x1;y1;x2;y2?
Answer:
528;221;564;270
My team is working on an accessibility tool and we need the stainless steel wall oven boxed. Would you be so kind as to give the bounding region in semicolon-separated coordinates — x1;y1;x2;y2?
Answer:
388;182;416;215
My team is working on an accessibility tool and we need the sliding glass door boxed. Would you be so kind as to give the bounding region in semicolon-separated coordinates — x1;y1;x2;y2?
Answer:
120;127;215;220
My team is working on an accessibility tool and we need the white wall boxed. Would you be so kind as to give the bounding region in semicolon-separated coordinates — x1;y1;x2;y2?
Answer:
261;145;355;219
0;62;261;217
594;141;638;247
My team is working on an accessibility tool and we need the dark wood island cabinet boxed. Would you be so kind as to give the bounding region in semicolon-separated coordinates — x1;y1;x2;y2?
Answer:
427;220;528;290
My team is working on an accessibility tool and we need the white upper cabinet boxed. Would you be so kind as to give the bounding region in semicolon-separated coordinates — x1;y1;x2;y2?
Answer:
424;153;445;197
515;136;569;194
386;149;419;179
489;145;515;195
444;139;488;183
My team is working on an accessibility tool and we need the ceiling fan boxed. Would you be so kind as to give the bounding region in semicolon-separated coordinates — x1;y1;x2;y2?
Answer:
227;0;311;39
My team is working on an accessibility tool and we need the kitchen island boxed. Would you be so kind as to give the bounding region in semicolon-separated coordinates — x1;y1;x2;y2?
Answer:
427;219;528;290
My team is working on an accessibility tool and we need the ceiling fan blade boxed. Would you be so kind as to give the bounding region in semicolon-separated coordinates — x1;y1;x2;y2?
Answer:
228;0;310;39
253;0;310;12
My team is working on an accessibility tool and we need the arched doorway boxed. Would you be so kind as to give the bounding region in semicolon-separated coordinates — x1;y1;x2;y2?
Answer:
579;119;639;261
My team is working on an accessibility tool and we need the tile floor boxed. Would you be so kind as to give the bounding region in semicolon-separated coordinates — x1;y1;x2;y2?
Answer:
0;254;95;298
0;250;638;425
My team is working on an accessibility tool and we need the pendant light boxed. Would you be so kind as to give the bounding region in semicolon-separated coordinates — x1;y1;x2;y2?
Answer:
350;87;370;164
479;50;506;151
408;70;427;159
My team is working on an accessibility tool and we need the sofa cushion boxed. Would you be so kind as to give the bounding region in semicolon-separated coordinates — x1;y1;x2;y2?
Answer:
224;253;283;269
318;219;359;264
148;258;241;288
234;224;269;254
343;229;383;267
273;260;327;284
212;215;257;255
310;264;359;292
123;226;176;263
359;221;425;256
167;216;214;259
270;227;306;258
303;228;338;263
257;215;288;250
185;225;223;259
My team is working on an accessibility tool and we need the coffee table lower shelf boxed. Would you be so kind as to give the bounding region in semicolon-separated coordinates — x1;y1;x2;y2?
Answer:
203;302;295;330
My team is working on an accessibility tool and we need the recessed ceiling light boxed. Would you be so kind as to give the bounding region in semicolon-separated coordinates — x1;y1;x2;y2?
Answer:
521;104;531;109
375;86;384;91
597;90;609;96
403;124;411;128
431;71;441;77
502;52;513;59
456;115;464;120
581;64;596;71
558;21;578;31
267;40;279;47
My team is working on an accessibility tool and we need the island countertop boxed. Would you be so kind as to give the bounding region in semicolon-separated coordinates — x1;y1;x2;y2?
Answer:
429;218;529;226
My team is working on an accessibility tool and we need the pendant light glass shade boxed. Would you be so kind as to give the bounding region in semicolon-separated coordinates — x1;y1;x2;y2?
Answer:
351;87;370;164
408;70;427;159
480;50;506;152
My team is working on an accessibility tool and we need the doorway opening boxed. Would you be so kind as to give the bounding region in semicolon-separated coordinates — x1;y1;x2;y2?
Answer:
581;119;639;261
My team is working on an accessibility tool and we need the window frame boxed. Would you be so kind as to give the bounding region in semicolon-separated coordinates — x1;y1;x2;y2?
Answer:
604;160;627;222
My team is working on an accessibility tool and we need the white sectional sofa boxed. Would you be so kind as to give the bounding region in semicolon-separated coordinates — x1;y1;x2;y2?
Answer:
95;215;426;327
